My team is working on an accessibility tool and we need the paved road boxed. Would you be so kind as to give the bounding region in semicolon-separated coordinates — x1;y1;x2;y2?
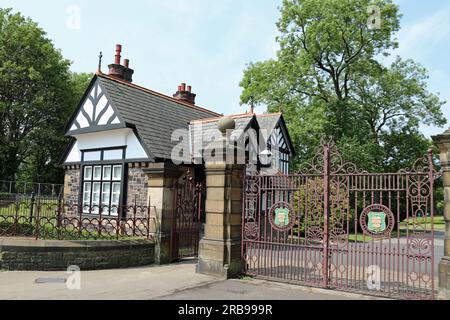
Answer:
0;262;380;300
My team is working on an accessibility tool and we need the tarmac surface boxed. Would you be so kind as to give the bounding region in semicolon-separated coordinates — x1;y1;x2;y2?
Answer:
0;261;383;300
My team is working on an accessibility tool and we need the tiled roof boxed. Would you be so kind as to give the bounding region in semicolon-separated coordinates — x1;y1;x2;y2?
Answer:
190;114;255;155
97;73;220;160
189;113;284;154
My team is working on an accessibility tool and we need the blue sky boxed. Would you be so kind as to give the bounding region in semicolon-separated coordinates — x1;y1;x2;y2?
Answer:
1;0;449;137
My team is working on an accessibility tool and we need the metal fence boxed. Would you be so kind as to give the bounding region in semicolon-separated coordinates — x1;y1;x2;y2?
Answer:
0;180;63;197
0;199;153;240
242;140;438;300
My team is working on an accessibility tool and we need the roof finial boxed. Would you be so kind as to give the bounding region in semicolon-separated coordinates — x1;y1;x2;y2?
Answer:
97;51;103;73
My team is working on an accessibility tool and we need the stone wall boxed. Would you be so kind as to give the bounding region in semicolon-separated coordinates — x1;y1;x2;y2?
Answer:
63;166;148;216
63;168;80;212
0;238;155;271
127;166;148;207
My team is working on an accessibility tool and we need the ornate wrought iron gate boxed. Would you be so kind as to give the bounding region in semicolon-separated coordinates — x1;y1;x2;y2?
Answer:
170;171;203;261
242;141;438;299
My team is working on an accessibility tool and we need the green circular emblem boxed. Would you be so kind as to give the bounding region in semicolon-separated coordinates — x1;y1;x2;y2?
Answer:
269;201;295;231
360;204;395;237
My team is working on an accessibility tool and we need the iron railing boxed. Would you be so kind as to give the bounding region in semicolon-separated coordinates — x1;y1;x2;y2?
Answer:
0;180;63;197
0;200;153;241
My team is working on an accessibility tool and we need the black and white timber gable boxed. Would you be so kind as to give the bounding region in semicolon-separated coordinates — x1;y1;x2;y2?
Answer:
61;73;221;166
67;79;125;135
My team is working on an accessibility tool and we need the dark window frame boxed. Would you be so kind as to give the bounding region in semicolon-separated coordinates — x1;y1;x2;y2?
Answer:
79;147;127;217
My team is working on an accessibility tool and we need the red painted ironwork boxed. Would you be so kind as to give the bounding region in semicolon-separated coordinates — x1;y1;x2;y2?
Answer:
242;139;437;300
170;170;203;261
0;201;153;240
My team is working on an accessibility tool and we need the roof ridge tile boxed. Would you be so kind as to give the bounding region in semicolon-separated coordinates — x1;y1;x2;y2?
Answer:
97;72;220;117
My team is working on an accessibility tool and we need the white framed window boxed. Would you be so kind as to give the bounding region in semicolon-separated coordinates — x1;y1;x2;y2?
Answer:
93;166;102;180
112;165;122;180
81;147;125;216
82;182;91;211
84;166;92;180
82;164;122;216
92;182;101;214
101;182;111;214
103;166;111;180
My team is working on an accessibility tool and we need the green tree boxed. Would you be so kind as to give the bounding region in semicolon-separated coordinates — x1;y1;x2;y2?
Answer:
240;0;446;172
18;72;93;184
0;8;91;184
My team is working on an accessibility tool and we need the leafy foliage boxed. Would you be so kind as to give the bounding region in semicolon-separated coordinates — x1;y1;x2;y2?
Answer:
240;0;446;173
0;8;92;183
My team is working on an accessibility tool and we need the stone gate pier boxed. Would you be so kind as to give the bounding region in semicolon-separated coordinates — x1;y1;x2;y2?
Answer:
432;128;450;300
196;118;245;279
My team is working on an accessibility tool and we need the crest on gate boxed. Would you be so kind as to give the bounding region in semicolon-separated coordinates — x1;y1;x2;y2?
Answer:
360;204;394;238
274;207;290;227
269;201;295;231
367;211;386;233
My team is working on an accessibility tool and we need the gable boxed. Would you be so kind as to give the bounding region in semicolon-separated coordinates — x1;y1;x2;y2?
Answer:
62;128;152;164
258;115;295;157
277;116;295;156
66;78;126;136
269;125;289;154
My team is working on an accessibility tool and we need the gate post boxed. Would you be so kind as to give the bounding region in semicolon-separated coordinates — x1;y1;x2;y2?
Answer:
144;162;182;265
196;119;245;279
432;129;450;299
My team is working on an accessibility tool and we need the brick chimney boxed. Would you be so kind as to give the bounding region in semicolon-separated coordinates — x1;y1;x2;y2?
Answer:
173;83;196;104
108;44;134;82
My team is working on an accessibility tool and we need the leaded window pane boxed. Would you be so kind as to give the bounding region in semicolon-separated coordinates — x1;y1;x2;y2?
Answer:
84;166;92;180
93;166;102;180
113;165;122;180
103;166;111;180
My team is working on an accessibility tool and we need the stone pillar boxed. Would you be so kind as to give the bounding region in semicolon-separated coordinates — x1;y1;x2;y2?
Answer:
144;162;181;265
196;162;244;278
432;129;450;300
196;119;246;278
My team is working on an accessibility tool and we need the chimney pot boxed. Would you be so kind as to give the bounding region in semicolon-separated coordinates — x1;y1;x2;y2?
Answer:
108;44;134;82
173;82;196;105
115;44;122;64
